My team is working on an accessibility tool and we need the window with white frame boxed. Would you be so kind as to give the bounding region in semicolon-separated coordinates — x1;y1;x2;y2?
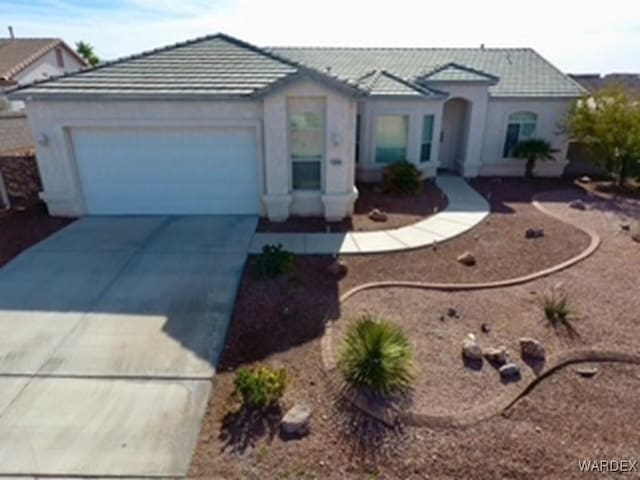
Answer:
503;112;537;157
420;115;435;162
288;98;324;191
375;115;408;164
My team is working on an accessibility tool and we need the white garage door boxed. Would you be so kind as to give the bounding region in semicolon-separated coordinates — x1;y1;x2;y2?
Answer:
71;126;260;214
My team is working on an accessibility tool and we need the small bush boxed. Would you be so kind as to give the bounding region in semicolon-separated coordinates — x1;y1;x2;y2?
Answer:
254;243;294;279
539;290;572;323
233;365;288;409
339;314;414;398
382;161;423;195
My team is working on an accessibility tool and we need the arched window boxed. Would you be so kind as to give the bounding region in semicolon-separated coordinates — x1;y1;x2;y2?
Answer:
503;112;537;157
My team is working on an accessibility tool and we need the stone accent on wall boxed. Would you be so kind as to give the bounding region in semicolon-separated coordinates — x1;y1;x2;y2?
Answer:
0;154;42;206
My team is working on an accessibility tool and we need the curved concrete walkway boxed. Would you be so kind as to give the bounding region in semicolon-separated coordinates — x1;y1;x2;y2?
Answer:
250;176;490;255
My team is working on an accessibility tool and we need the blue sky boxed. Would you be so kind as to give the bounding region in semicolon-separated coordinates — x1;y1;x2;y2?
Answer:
1;0;638;73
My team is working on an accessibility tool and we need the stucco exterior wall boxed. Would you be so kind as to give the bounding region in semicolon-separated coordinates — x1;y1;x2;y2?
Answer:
26;100;263;216
261;77;358;220
480;98;573;176
357;97;445;182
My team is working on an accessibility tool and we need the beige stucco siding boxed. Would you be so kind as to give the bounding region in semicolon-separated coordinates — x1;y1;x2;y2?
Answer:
480;98;573;176
26;100;263;216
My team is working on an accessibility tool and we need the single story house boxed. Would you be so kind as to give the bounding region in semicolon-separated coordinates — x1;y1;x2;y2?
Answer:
10;34;585;221
1;33;86;111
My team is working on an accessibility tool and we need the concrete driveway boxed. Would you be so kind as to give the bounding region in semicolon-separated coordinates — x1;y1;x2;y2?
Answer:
0;215;257;477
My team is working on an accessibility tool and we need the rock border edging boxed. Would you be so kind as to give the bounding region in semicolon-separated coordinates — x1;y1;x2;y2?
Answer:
320;190;615;427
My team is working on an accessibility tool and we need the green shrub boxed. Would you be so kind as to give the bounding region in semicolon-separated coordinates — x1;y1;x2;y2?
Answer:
233;365;288;409
338;314;414;397
539;290;572;323
382;161;423;195
254;244;294;279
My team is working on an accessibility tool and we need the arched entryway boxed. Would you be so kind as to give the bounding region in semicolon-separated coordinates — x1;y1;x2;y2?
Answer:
438;98;471;173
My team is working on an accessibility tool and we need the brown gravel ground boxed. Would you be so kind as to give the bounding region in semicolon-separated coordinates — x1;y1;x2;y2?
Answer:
341;177;591;285
0;202;75;267
189;182;640;479
257;180;447;233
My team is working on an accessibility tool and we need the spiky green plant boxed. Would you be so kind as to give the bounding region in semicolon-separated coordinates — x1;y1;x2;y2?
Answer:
339;315;414;397
539;289;572;323
513;138;558;178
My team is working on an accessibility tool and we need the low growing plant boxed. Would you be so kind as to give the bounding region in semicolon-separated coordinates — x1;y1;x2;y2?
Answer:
382;161;423;195
539;289;573;323
338;314;414;398
233;365;288;409
254;243;295;279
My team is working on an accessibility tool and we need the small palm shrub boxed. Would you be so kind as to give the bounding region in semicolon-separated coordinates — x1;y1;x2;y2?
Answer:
254;244;294;279
339;315;414;398
233;365;288;409
539;289;572;323
382;161;423;195
512;138;558;179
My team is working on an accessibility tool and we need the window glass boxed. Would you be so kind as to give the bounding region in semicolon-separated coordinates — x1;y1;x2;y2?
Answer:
420;115;434;163
503;112;537;157
289;102;324;191
292;161;321;190
375;115;408;164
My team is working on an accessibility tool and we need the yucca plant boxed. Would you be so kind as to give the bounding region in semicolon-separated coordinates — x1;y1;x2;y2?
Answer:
513;138;558;179
338;315;414;398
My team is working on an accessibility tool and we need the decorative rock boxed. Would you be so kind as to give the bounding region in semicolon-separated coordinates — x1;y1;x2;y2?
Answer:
499;363;520;378
368;208;388;222
519;337;546;360
281;404;312;436
578;176;591;183
462;333;483;361
575;366;599;378
569;199;587;211
483;346;508;365
525;227;545;239
457;251;476;266
621;223;631;231
447;307;458;318
481;322;491;334
326;260;347;276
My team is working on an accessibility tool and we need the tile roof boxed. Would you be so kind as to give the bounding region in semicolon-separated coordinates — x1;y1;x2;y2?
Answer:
10;34;363;99
0;38;59;80
0;38;85;81
271;46;585;97
358;70;444;97
569;73;640;97
421;62;498;83
9;34;585;99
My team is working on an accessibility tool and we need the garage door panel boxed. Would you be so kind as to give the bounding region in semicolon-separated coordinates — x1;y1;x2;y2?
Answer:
71;126;260;215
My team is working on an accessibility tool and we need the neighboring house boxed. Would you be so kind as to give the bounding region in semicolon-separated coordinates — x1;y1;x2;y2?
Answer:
10;34;584;221
0;35;87;110
565;73;640;177
569;73;640;97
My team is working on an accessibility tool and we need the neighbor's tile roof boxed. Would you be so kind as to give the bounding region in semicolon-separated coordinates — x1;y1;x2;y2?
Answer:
271;47;585;97
0;38;63;81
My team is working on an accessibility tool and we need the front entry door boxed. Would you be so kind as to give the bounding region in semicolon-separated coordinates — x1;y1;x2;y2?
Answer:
438;99;469;172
